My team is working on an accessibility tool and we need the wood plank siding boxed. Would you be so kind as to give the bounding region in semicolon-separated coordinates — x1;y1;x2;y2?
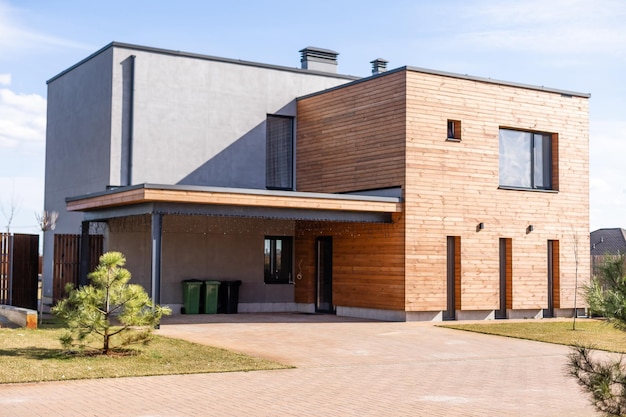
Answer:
404;70;589;312
297;68;589;315
297;71;407;193
295;219;406;311
296;72;407;311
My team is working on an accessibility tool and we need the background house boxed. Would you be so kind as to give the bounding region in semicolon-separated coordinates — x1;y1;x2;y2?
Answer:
44;42;590;321
590;228;626;275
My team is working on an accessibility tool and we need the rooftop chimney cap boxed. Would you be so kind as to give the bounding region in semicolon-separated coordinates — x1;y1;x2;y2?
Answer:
370;58;389;75
300;46;339;73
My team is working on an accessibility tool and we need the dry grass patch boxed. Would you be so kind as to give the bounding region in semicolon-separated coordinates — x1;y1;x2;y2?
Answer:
0;319;290;384
440;319;626;353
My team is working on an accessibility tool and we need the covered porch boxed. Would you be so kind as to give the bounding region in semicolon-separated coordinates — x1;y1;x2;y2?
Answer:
66;184;403;315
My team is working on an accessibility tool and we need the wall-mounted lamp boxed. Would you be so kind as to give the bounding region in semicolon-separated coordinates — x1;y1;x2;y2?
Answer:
477;222;485;232
526;225;534;234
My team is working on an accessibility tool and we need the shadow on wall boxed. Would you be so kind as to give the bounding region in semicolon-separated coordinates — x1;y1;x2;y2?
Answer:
178;121;266;189
177;101;296;189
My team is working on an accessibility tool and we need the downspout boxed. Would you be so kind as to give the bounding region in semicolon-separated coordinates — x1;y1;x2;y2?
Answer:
127;55;136;185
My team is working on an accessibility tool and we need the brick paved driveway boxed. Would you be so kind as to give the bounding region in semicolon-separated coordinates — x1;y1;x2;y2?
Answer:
0;314;597;416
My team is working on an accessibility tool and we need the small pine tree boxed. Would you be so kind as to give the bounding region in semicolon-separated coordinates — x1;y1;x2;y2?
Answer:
52;251;171;355
568;254;626;416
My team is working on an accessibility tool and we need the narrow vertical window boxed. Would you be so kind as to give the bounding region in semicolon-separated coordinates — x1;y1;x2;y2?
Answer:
445;236;461;320
266;115;294;190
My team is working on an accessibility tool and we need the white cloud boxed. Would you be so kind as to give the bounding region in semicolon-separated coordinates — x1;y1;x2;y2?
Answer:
0;73;10;85
446;0;626;57
0;1;93;54
0;84;46;150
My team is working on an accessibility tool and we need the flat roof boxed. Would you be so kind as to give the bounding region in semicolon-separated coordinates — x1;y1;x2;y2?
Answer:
49;41;590;99
66;184;403;223
299;65;590;100
47;41;361;84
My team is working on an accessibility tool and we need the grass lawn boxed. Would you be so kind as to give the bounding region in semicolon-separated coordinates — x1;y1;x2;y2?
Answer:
0;319;291;384
440;318;626;353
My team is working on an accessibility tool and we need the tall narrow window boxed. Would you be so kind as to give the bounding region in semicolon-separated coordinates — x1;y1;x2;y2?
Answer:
445;236;461;320
264;236;293;284
499;129;553;190
266;115;294;190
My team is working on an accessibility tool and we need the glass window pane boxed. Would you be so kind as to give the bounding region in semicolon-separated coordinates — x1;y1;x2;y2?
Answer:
533;133;552;189
264;237;293;284
499;129;531;188
264;239;271;278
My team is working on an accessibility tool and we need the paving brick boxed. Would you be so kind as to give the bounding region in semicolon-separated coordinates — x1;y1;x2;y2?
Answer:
0;314;597;416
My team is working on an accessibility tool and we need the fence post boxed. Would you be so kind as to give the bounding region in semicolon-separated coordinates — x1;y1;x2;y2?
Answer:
8;234;13;306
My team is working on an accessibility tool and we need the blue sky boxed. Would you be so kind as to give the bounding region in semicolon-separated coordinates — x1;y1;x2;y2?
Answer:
0;0;624;235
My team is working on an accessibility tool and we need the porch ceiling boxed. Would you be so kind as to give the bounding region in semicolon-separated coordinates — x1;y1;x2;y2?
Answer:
66;184;403;223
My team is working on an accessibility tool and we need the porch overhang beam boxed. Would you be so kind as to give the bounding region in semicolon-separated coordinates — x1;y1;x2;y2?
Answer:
67;184;403;223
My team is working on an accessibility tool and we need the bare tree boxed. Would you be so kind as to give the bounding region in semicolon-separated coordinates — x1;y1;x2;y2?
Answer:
572;229;580;330
35;210;59;232
1;185;21;233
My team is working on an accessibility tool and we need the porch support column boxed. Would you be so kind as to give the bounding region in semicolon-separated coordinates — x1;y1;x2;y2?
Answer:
79;221;91;287
151;213;162;305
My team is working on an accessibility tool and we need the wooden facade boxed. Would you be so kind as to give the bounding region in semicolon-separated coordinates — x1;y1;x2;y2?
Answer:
296;68;590;318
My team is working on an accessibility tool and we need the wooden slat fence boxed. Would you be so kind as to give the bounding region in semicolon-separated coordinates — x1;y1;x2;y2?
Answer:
53;234;103;303
0;233;39;309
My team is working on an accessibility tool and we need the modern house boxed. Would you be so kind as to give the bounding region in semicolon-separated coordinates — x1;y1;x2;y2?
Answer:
43;42;590;321
590;228;626;276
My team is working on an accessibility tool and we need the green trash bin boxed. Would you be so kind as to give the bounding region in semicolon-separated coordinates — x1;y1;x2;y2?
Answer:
202;280;221;314
182;280;202;314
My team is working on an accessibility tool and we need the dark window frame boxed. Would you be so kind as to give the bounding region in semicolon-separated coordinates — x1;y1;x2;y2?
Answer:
264;236;293;285
447;119;461;141
499;128;554;190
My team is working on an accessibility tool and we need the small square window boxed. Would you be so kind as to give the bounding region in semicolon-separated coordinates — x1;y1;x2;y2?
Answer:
447;120;461;141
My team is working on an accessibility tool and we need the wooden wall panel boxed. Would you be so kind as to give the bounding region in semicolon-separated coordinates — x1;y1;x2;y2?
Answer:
296;71;406;193
404;70;589;312
295;218;405;311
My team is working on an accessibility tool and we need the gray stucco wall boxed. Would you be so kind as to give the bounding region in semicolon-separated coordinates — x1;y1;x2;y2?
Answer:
107;215;296;308
109;46;352;188
43;43;354;303
42;48;114;299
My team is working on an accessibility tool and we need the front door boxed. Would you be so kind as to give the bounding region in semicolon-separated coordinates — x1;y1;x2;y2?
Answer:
316;237;334;313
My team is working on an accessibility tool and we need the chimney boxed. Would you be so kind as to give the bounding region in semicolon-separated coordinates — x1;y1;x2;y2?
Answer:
370;58;388;75
300;47;339;73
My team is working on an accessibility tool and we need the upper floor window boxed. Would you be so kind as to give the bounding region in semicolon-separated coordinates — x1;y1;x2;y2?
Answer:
266;115;294;190
499;128;553;190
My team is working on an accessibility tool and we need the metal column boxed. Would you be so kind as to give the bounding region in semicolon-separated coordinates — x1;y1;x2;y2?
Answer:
151;213;162;305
